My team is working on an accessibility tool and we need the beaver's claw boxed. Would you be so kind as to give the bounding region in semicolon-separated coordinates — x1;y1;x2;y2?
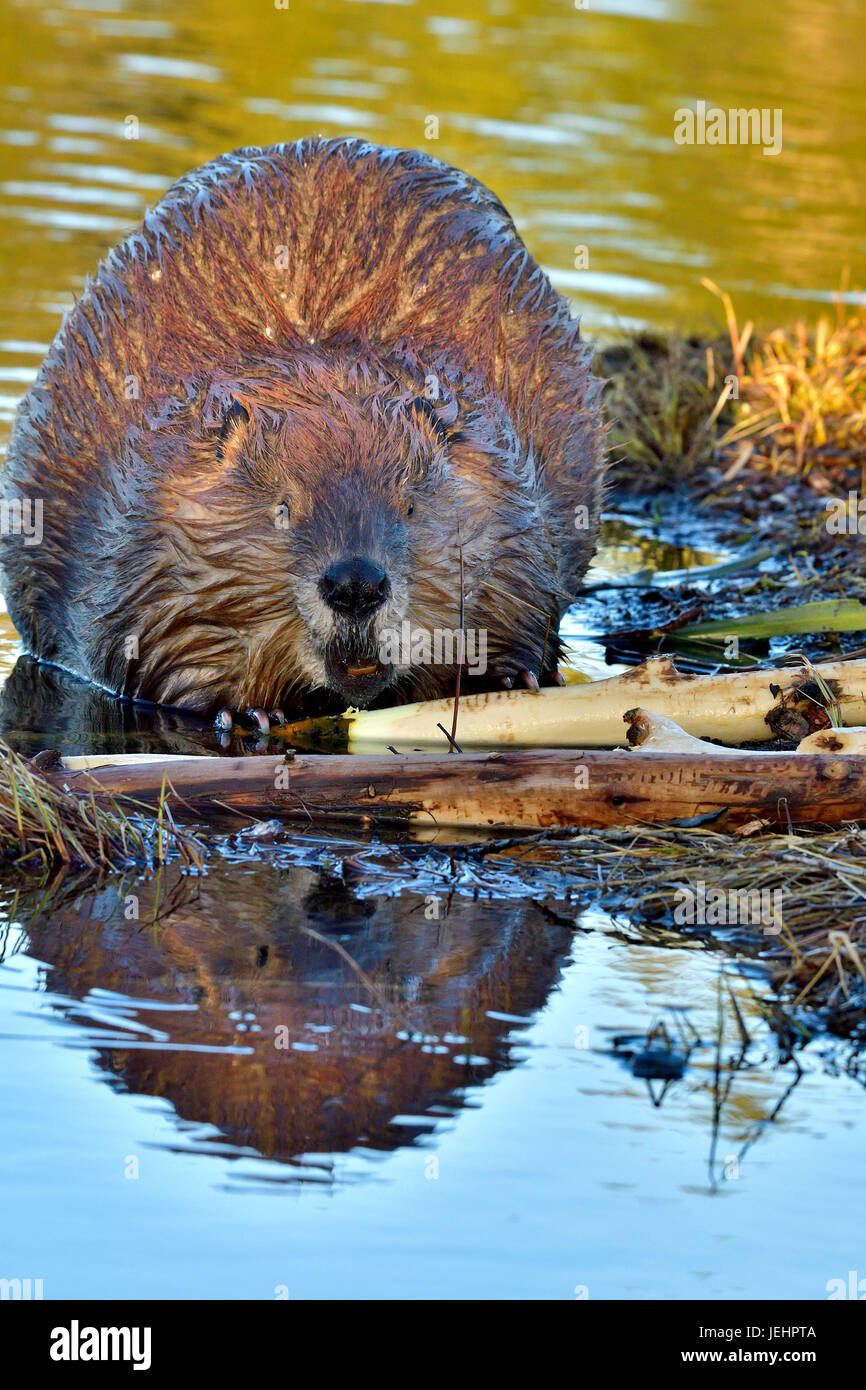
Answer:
214;706;286;734
502;669;541;691
213;708;288;754
500;668;562;691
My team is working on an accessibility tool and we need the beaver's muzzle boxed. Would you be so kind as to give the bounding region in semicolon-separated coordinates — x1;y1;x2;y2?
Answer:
320;561;393;702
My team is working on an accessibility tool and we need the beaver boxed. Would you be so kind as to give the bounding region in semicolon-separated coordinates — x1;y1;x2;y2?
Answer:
0;137;605;728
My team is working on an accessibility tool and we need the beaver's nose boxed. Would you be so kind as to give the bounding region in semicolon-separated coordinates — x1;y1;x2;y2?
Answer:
320;556;390;620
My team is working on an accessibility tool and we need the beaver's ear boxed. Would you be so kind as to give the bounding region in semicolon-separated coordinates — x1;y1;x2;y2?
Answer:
214;396;250;460
218;397;250;436
408;391;459;445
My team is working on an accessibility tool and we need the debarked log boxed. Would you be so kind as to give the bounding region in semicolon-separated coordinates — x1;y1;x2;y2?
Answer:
275;656;866;753
43;749;866;831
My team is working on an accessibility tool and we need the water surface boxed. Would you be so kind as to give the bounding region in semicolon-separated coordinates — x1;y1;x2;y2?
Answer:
2;856;864;1299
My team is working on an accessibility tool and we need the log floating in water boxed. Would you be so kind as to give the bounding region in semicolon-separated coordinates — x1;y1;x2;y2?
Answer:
44;748;866;831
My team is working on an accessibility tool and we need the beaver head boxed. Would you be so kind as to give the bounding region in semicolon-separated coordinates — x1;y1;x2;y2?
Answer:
113;358;555;714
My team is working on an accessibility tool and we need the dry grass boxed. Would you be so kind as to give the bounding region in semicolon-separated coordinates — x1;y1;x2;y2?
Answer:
600;278;866;486
598;331;731;482
0;740;204;872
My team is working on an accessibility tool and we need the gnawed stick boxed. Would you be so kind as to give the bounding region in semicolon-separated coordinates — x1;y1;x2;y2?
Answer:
624;707;743;755
40;748;866;831
274;655;866;753
626;708;866;759
797;727;866;755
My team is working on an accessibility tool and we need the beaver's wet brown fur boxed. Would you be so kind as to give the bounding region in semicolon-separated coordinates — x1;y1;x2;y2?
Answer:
0;138;605;716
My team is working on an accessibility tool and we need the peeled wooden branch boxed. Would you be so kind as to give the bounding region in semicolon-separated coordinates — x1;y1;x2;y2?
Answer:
277;656;866;753
42;748;866;831
626;709;866;759
624;707;743;755
797;726;866;755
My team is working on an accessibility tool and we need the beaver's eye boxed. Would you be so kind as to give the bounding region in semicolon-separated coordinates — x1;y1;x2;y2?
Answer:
406;502;415;518
275;501;291;531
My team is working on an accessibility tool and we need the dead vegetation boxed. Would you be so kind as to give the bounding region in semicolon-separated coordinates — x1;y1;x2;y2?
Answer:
599;277;866;488
0;740;204;873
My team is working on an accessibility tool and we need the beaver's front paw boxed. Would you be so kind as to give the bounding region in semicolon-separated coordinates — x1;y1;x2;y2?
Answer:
214;706;287;733
499;667;564;691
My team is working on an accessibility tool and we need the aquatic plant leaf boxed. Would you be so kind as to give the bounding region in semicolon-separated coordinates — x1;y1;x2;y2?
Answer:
678;599;866;639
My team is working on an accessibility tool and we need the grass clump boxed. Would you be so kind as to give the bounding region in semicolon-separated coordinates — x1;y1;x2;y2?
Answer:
599;277;866;487
735;307;866;475
598;330;732;482
0;741;203;873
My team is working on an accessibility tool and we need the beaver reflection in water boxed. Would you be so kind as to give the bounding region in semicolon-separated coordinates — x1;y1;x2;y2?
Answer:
0;138;605;729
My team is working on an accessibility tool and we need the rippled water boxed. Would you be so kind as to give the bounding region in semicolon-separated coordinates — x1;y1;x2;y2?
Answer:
1;0;865;1301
